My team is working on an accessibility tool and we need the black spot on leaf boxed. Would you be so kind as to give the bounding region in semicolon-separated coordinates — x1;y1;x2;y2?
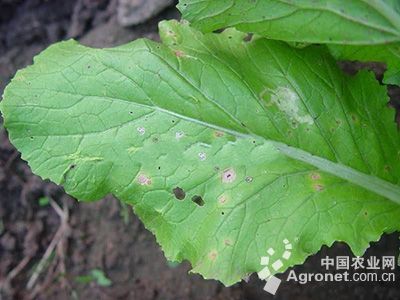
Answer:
191;195;204;206
173;187;186;200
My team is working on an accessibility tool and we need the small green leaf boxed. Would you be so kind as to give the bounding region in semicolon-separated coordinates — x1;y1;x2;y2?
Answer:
328;43;400;85
90;269;112;287
1;20;400;286
178;0;400;45
75;274;94;284
38;196;50;207
75;269;112;287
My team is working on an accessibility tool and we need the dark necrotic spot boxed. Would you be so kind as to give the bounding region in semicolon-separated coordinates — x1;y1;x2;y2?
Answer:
173;187;186;200
191;195;204;206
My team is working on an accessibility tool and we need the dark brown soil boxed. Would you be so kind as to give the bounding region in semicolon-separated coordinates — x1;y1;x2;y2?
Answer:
0;1;399;300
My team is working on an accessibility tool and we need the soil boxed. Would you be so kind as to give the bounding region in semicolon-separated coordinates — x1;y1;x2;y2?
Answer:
0;1;399;300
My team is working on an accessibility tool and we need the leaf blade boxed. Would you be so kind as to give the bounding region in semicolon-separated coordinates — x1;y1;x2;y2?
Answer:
178;0;400;45
1;21;400;286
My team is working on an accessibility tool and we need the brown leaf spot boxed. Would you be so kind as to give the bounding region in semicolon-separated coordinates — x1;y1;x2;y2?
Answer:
218;195;228;204
173;187;186;200
245;176;253;183
214;131;224;137
192;195;204;206
208;250;218;261
138;174;151;186
310;173;321;180
222;168;236;183
174;50;185;57
313;184;324;192
224;239;233;246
